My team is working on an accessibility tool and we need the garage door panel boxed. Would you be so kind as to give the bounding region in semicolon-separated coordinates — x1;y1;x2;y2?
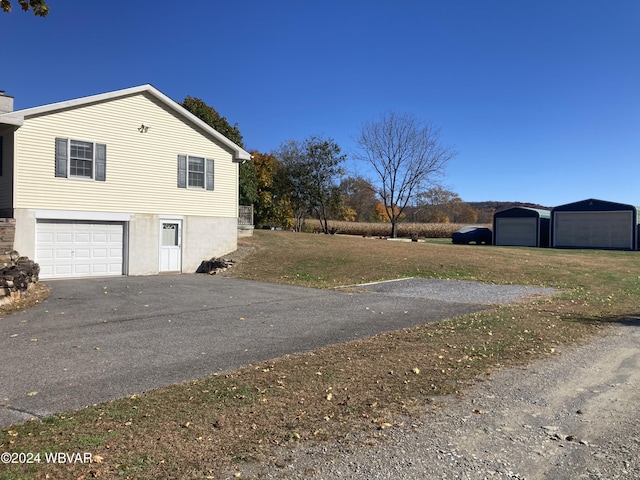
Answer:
56;232;73;243
54;265;73;276
36;221;124;279
74;264;91;275
554;212;633;249
90;264;108;274
108;264;121;274
75;233;91;243
75;248;91;258
39;265;53;277
93;234;108;243
55;249;74;259
37;231;54;243
495;218;537;246
37;249;53;259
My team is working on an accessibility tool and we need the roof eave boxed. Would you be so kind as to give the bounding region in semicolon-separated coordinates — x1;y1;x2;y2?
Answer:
10;84;252;161
233;150;252;162
0;114;24;127
11;84;154;119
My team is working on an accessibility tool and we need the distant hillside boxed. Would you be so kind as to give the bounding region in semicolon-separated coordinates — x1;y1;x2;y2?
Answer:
402;201;552;225
468;201;552;223
468;201;551;212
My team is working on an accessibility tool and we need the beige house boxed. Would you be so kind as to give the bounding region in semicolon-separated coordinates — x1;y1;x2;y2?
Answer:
0;85;250;279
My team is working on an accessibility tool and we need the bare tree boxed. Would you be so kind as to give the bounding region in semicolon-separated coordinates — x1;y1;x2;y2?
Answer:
355;111;456;237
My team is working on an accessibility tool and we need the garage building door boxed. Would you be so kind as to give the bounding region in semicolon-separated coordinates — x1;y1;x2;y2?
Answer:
553;211;633;249
36;221;124;279
495;217;538;247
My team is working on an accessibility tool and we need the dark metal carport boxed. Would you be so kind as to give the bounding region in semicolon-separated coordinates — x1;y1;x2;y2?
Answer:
493;207;551;247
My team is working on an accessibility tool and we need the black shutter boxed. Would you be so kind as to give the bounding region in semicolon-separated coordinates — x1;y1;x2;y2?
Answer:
177;155;187;188
55;138;68;177
95;143;106;181
206;158;214;190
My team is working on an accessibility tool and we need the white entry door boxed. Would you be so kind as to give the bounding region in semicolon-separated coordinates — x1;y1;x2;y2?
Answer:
159;220;182;272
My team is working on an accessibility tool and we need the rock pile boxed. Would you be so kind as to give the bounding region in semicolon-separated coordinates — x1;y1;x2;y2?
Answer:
0;250;40;306
196;257;235;275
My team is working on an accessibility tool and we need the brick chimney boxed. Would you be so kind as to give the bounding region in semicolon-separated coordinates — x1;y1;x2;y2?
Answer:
0;91;14;114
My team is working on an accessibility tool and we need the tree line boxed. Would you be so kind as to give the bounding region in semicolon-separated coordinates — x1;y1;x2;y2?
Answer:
181;97;479;237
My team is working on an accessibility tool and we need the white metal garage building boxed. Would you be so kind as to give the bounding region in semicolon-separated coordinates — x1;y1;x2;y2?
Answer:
493;207;551;247
551;198;639;250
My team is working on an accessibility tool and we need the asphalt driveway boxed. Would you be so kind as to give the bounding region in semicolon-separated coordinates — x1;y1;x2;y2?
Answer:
0;275;501;428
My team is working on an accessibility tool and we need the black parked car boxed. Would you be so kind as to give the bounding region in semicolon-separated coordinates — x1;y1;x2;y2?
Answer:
451;226;492;245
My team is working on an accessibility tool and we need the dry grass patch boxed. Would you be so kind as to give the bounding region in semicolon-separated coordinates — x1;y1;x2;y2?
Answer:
1;231;638;479
0;282;50;319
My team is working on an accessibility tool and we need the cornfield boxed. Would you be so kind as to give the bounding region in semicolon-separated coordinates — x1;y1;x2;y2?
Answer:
300;220;490;238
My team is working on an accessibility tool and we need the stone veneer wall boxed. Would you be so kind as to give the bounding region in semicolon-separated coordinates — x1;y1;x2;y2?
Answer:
0;218;15;252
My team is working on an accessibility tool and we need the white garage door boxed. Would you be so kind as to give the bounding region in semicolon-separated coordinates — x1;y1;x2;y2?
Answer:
495;217;538;246
36;221;124;279
554;211;633;249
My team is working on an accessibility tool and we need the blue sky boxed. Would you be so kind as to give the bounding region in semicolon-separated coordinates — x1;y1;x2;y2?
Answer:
2;1;639;207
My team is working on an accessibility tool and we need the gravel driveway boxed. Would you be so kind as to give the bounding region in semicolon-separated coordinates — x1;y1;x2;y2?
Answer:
239;319;640;479
353;277;556;305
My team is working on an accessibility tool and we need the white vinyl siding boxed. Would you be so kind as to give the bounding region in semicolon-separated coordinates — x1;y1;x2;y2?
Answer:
13;92;238;218
553;211;633;249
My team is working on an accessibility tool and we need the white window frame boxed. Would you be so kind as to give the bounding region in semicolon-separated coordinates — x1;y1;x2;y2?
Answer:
187;155;205;189
55;137;106;182
68;139;95;180
178;154;213;191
